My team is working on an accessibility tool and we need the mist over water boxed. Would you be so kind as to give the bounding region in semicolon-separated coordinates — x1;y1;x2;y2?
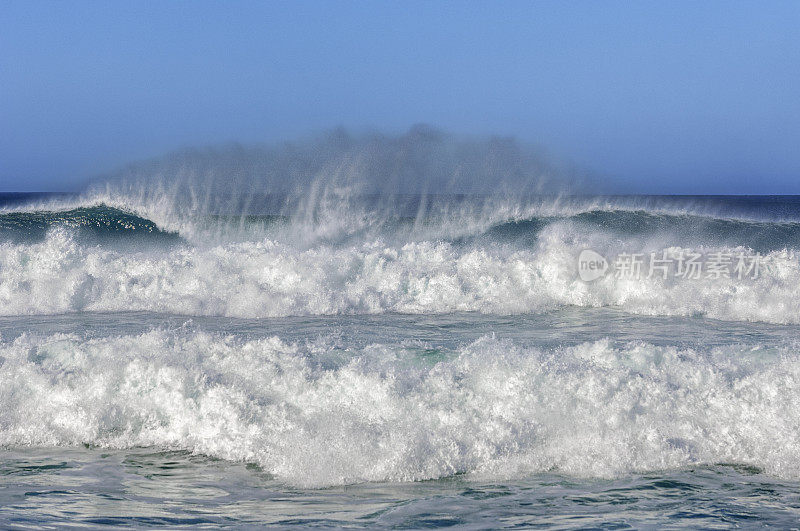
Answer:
78;125;580;242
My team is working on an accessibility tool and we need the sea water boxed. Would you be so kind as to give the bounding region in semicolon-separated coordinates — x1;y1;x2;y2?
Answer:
2;189;800;528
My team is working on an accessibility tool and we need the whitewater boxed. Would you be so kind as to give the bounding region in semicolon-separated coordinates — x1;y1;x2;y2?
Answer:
3;193;800;323
4;134;800;527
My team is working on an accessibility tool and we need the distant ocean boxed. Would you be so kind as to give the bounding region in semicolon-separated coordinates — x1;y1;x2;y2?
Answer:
3;188;800;527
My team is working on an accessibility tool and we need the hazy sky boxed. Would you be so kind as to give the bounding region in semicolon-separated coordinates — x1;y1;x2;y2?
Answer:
2;1;799;193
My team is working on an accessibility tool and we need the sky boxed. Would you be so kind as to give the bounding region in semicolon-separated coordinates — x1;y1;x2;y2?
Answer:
1;1;799;194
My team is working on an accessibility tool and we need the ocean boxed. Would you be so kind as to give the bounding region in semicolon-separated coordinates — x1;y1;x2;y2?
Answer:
2;189;800;528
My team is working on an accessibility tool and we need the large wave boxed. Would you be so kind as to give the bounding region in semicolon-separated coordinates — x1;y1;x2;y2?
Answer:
3;330;800;487
2;128;800;323
0;217;799;322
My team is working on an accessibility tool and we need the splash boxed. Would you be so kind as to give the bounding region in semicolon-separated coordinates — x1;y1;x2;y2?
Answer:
2;128;800;323
3;331;800;487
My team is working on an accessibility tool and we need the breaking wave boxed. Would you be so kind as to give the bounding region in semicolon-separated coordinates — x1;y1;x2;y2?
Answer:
1;205;800;322
3;331;800;487
1;198;800;322
4;129;800;491
2;128;800;323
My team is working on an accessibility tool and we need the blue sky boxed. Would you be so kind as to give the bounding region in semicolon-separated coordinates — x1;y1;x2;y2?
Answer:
1;1;799;193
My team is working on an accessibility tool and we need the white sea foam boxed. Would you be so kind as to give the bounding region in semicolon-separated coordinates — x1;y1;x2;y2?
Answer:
1;223;799;323
2;331;799;486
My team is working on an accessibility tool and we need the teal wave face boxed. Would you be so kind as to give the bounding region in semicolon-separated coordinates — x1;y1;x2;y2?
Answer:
479;210;800;254
0;205;180;244
576;210;800;253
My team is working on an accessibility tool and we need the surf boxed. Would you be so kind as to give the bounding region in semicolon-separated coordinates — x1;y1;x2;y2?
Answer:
3;328;800;487
2;130;800;323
